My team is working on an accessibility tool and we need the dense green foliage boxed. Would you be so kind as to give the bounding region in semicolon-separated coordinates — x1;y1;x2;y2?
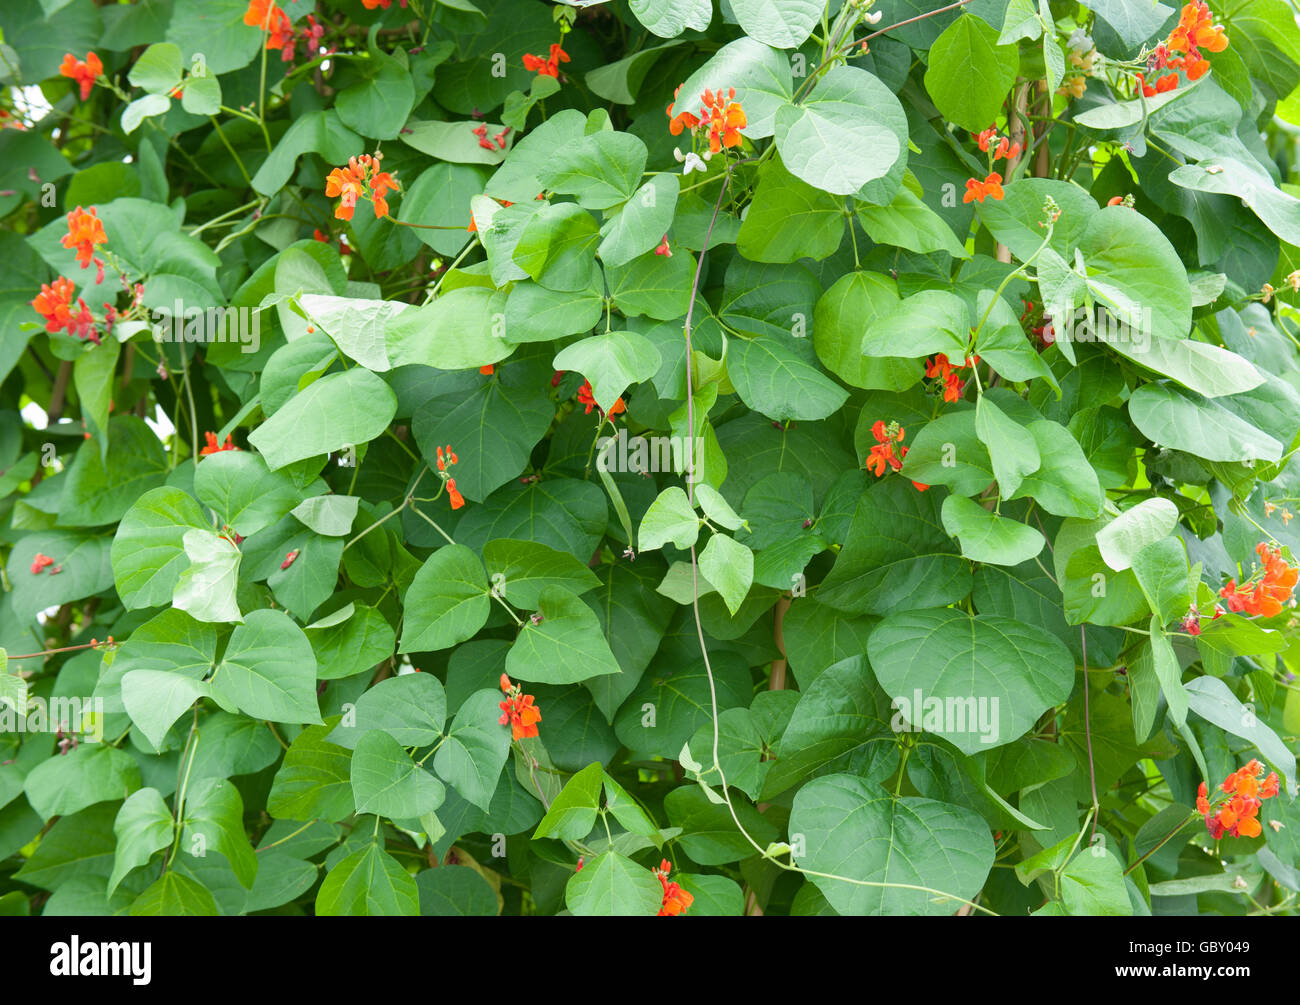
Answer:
2;0;1300;917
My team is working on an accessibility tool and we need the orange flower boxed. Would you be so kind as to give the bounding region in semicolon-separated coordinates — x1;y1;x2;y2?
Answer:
962;172;1004;204
446;478;465;510
925;353;978;403
199;432;239;457
523;42;570;78
280;549;300;570
498;674;542;740
700;87;746;154
324;153;398;222
1220;543;1298;617
59;51;102;101
61;206;107;270
653;859;694;916
244;0;294;52
865;419;927;491
667;84;701;135
480;364;495;375
30;553;55;575
577;380;625;418
653;235;671;257
1199;760;1279;839
32;277;98;342
1168;1;1228;55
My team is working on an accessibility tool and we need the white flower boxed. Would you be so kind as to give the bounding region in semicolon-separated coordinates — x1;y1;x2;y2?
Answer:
682;152;707;175
864;9;882;23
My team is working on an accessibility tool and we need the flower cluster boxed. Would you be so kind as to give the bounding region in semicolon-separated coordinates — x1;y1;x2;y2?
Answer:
963;127;1017;204
523;43;570;78
1138;1;1228;96
30;553;60;575
1197;760;1279;839
666;85;747;155
653;859;694;916
243;0;294;56
324;152;400;222
498;674;541;741
866;420;927;491
1219;542;1298;618
199;432;239;457
925;353;978;403
577;380;625;420
59;52;102;101
61;206;108;284
32;277;98;344
1264;500;1294;525
436;444;465;510
472;123;510;150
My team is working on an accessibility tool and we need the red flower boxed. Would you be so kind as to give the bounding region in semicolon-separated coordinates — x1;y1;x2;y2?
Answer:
244;0;294;53
446;478;465;510
325;153;399;222
32;277;98;343
472;123;495;150
498;674;542;740
1198;760;1279;839
280;549;300;570
30;553;54;575
925;353;978;403
59;52;103;101
577;380;625;419
700;87;746;153
61;206;107;270
1219;543;1298;618
480;364;495;375
653;235;671;257
653;859;694;916
962;172;1004;204
865;420;928;491
667;84;701;135
199;432;239;457
523;42;570;78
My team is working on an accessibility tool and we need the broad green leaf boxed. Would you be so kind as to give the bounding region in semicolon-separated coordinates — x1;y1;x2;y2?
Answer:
857;187;969;258
506;586;622;685
121;669;210;749
172;529;242;624
433;689;512;811
180;777;257;889
553;331;662;415
598;173;680;267
976;396;1039;497
250;368;398;471
108;788;174;896
1095;497;1180;572
329;673;447;750
532;761;603;841
24;744;142;820
924;15;1019;132
729;333;849;422
482;539;600;608
210;609;322;724
267;723;356;822
130;872;219;916
940;495;1045;566
697;533;754;615
738;155;845;263
564;851;662;916
639;487;699;551
790;775;994;915
316;844;419;916
399;545;490;653
868;607;1075;754
351;731;446;819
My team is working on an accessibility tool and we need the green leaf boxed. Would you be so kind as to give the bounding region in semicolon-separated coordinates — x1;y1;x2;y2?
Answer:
697;533;754;615
386;286;512;369
774;66;904;195
862;290;970;360
8;531;114;624
976;396;1039;497
351;730;446;819
818;478;971;616
109;788;174;896
564;851;662;916
868;607;1075;754
1095;498;1179;572
399;545;490;653
628;0;711;38
249;368;398;471
24;744;142;820
130;872;219;916
172;529;242;624
512;201;600;291
1061;848;1133;916
553;331;662;415
1128;383;1283;463
940;495;1045;566
329;672;446;750
210;609;322;724
790;775;994;915
538;131;647;210
121;669;210;749
729;333;849;422
665;785;777;864
316;844;419;916
433;689;511;811
194;450;306;539
416;864;499;916
924;15;1019;132
267;723;356;823
180;777;257;889
739;155;845;264
639;487;699;551
598;173;679;267
857;187;969;258
532;761;603;841
1007;421;1103;518
127;41;182;93
482;539;600;608
506;586;622;685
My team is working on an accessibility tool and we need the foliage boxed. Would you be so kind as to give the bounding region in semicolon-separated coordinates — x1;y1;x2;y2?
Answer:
2;0;1300;918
